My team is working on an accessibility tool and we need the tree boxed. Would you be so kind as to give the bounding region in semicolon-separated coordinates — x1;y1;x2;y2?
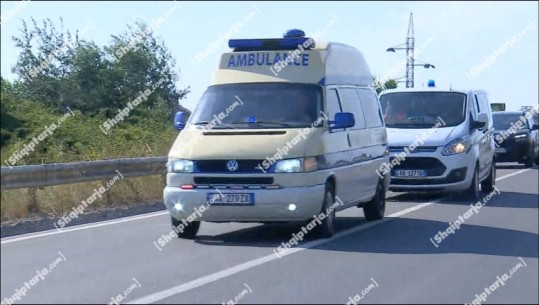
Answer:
10;18;189;116
372;76;398;94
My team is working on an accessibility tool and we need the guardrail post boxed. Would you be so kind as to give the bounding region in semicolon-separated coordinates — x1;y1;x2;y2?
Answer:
103;180;112;206
27;187;39;213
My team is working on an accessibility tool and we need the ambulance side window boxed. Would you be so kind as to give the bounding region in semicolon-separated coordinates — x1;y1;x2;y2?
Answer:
358;89;384;128
339;88;367;130
326;88;345;132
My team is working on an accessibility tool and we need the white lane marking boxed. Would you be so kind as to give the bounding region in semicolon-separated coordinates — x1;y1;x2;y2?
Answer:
127;203;437;304
1;168;530;246
1;211;168;244
494;168;531;182
0;191;397;244
127;169;531;304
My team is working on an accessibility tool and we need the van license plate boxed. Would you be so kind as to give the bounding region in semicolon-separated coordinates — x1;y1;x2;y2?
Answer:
395;170;427;177
207;193;254;205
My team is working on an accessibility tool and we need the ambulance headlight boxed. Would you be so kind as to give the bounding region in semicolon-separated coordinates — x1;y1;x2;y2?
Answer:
167;158;194;173
275;159;302;173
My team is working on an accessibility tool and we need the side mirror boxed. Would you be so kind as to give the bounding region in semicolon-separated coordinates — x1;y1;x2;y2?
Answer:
472;112;488;129
330;112;355;130
174;111;187;131
532;124;539;131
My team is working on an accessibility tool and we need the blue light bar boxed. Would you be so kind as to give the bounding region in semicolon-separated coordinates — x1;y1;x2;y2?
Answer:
228;39;263;49
228;37;314;51
428;79;435;87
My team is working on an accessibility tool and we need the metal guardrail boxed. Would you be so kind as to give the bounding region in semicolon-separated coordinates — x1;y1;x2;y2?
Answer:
0;157;168;190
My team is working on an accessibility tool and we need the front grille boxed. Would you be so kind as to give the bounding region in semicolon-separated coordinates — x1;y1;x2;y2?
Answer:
195;160;265;173
194;177;273;185
389;146;438;153
390;157;446;176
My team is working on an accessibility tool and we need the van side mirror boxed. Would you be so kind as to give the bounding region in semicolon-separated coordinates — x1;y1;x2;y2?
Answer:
472;112;488;129
330;112;355;130
532;123;539;131
174;111;187;130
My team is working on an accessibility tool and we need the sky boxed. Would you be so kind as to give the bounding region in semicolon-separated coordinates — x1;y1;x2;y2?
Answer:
1;1;538;112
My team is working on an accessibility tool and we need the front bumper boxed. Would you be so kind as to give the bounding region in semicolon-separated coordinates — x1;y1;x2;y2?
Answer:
495;139;531;162
388;148;476;192
163;184;326;222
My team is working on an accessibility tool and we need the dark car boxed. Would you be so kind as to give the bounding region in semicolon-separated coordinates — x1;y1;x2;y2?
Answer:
492;111;539;167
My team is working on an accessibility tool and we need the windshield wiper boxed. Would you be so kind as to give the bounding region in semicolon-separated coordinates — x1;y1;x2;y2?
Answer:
230;121;295;127
386;123;419;128
192;121;237;129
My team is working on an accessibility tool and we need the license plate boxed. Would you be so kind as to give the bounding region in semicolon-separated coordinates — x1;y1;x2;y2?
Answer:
395;170;427;177
207;193;254;205
495;148;507;153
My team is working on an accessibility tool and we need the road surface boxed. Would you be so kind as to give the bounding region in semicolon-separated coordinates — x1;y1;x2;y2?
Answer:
1;165;538;304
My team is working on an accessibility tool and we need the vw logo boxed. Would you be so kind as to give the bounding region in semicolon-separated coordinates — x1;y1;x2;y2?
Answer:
226;160;239;172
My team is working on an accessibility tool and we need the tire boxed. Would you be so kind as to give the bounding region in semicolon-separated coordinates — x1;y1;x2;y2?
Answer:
171;216;200;239
363;179;386;221
463;165;480;200
312;184;336;238
481;160;496;193
524;150;536;168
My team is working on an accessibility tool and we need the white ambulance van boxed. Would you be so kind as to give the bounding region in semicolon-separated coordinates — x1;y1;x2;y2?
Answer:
164;29;389;239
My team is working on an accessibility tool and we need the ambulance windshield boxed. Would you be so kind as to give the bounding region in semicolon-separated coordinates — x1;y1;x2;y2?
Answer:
189;83;323;129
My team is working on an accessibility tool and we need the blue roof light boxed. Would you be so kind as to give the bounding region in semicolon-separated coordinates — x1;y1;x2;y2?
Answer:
428;79;436;87
283;29;305;38
228;39;263;49
228;37;314;51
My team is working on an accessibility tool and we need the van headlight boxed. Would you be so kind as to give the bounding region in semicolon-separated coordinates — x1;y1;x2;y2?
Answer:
275;159;302;173
442;138;472;156
167;158;194;173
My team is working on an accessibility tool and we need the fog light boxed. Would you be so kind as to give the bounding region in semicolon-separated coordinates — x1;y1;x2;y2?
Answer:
174;203;183;211
288;204;296;211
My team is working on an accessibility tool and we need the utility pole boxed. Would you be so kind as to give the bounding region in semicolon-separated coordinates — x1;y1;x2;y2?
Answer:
406;13;415;88
386;12;435;89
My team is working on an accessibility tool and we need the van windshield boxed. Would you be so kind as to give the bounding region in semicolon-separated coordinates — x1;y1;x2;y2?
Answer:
189;83;323;129
379;92;466;128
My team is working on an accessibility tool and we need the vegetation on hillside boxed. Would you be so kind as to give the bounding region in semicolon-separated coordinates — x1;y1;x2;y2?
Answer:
1;18;190;165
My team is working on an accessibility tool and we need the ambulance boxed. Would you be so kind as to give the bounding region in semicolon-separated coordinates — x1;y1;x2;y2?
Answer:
164;29;389;239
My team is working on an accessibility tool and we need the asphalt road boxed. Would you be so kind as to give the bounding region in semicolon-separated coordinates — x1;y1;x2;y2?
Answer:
1;165;538;304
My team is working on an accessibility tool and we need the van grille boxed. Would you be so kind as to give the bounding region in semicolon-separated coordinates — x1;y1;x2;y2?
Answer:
390;157;446;176
194;177;273;185
195;160;265;173
388;146;438;153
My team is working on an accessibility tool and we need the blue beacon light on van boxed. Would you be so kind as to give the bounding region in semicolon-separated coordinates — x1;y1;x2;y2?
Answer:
228;29;314;51
283;29;305;38
428;79;436;87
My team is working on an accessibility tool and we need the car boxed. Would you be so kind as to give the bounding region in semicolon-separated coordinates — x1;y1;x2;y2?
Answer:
163;29;389;239
378;82;496;199
492;110;539;167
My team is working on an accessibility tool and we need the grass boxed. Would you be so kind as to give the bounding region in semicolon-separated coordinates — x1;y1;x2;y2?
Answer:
1;175;166;223
1;92;180;222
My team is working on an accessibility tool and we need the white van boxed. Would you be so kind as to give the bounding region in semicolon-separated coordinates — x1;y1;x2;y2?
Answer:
378;82;496;199
164;29;389;239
